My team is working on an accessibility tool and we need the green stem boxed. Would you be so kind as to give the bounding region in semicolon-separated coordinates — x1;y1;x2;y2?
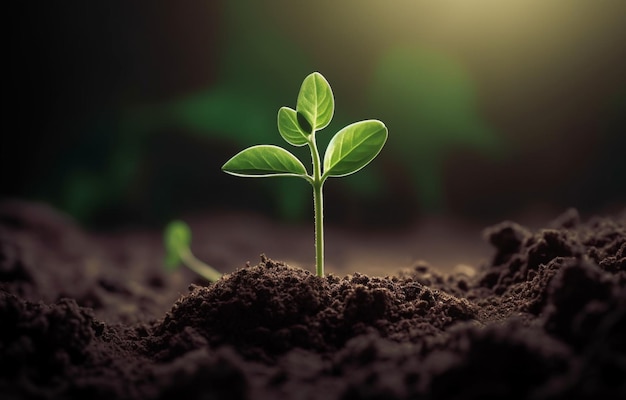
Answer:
313;180;324;277
180;249;222;282
308;134;325;277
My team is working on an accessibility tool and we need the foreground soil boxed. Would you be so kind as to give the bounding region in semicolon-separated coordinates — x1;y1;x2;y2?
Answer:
1;201;625;399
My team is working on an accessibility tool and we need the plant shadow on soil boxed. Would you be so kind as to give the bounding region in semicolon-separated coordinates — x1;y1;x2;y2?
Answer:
0;201;625;399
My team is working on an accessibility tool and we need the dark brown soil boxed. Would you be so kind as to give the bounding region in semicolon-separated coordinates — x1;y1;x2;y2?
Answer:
1;201;625;399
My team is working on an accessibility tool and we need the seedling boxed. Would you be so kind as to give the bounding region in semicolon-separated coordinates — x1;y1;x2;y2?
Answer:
222;72;387;277
164;220;222;282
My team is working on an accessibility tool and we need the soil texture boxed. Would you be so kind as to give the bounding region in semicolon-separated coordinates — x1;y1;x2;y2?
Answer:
1;201;625;399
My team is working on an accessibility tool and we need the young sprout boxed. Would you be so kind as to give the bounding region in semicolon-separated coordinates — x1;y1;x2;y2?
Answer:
222;72;387;277
164;220;222;282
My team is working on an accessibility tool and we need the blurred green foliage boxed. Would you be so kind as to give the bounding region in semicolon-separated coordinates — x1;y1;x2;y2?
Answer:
367;46;506;210
8;1;624;226
17;1;513;226
130;7;504;220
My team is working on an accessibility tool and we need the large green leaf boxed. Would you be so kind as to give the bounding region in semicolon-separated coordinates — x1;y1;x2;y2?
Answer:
296;72;334;132
222;145;308;177
277;107;309;146
164;220;191;271
323;120;388;178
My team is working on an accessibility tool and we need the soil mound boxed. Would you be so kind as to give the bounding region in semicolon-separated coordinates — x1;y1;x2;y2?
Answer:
1;202;624;399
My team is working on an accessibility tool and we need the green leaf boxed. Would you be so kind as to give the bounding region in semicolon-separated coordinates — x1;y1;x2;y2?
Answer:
277;107;309;146
296;72;334;132
323;120;388;178
222;145;308;177
164;220;192;271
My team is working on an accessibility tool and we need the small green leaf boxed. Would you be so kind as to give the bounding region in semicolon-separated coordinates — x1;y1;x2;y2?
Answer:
277;107;309;146
164;220;192;271
296;72;334;132
323;120;388;178
222;145;308;177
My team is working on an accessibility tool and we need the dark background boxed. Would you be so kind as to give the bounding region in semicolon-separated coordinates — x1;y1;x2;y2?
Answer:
4;1;625;229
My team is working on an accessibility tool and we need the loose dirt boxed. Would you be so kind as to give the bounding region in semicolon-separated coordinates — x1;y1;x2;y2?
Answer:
1;201;624;399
